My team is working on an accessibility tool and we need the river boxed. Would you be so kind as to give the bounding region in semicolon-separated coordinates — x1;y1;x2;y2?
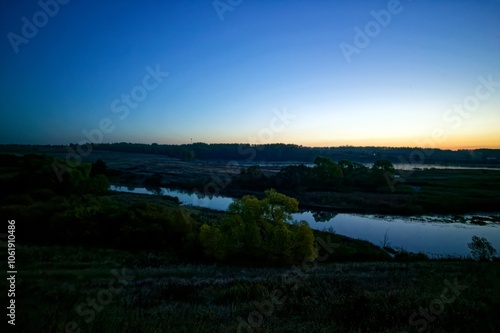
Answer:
110;185;500;258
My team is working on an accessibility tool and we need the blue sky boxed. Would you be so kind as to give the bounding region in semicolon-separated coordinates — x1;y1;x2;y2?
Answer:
1;0;499;148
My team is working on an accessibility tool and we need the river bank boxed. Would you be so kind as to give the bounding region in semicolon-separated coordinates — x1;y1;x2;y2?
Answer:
108;188;500;258
102;155;500;215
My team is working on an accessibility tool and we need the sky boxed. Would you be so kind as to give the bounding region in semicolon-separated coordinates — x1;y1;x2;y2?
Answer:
1;0;499;149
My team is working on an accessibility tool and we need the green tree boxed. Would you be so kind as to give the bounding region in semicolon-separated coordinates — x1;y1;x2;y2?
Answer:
261;188;299;224
339;160;368;176
339;160;370;188
90;159;108;177
371;160;396;189
199;224;227;260
312;156;343;189
468;236;497;261
274;164;311;191
290;220;317;261
85;174;110;194
199;189;316;264
237;166;269;190
338;160;354;174
66;163;109;195
372;160;396;174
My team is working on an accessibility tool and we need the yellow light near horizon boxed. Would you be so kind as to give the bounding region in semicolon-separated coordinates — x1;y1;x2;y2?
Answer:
279;130;500;150
440;133;500;150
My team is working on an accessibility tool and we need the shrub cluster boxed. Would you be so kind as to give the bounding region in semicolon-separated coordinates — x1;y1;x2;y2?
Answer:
232;157;396;192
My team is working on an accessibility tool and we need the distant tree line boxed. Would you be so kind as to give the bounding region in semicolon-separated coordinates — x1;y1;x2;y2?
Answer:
89;143;500;164
2;143;499;164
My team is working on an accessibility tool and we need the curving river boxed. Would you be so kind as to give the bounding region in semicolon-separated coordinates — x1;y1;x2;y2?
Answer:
111;185;500;258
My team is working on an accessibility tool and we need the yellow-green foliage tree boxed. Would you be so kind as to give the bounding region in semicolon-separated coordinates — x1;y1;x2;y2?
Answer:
200;189;317;264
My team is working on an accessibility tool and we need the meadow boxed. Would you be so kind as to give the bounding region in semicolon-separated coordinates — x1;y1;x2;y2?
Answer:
10;243;500;332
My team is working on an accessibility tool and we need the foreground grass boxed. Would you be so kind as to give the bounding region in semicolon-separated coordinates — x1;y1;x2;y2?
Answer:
9;243;500;332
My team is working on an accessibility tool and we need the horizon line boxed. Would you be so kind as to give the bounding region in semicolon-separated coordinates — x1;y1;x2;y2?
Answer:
1;142;500;152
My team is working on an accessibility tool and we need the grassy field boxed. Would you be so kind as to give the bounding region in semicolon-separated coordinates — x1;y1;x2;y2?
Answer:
9;243;500;333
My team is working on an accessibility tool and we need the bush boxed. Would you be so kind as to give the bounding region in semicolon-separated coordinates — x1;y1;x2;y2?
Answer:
200;189;317;265
468;236;497;261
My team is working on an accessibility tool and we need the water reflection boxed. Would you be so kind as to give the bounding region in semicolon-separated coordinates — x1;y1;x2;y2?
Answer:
312;211;338;222
145;186;163;196
110;185;500;257
294;212;500;258
111;185;233;211
246;162;500;171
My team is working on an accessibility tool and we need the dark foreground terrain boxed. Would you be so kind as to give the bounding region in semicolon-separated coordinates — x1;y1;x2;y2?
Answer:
9;243;500;333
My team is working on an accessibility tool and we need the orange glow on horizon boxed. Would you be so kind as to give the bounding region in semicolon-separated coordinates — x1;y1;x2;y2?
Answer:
291;137;500;150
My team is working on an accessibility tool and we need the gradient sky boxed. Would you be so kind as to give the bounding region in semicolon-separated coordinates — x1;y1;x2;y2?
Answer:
1;0;499;149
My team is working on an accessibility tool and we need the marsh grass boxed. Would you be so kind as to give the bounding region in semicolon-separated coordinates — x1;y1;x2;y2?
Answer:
9;243;500;332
